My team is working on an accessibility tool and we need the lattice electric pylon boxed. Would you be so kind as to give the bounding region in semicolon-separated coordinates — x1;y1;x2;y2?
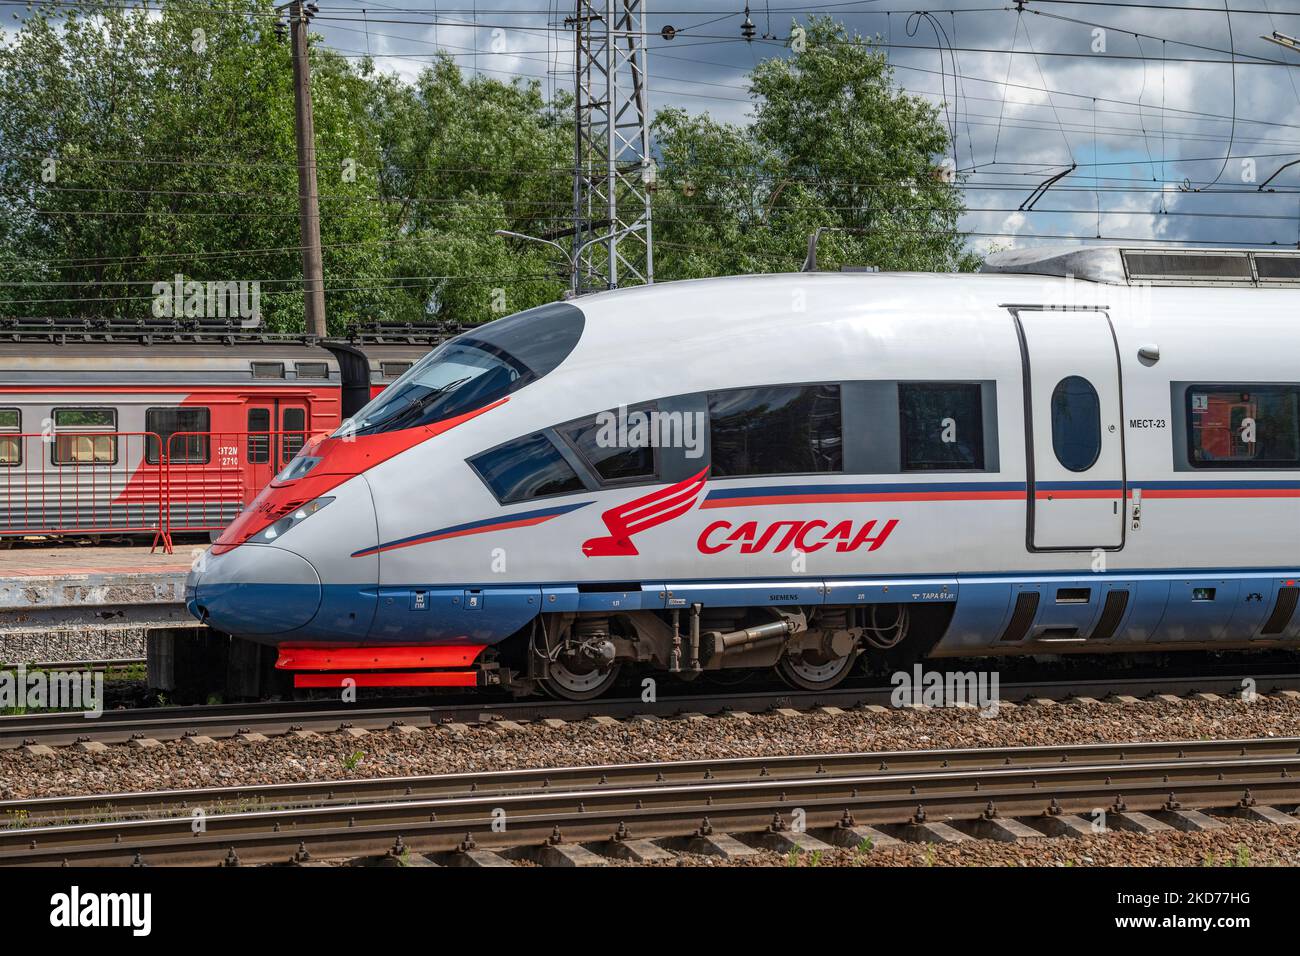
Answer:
568;0;654;293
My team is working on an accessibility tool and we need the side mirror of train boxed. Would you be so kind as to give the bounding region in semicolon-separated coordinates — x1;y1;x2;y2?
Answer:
1137;344;1160;365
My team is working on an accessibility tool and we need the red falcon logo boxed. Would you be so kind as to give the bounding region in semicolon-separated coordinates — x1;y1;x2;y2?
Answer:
582;467;709;557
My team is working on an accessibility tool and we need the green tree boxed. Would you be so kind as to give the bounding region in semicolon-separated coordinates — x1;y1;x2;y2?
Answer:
653;16;977;278
0;0;397;330
0;1;571;329
367;56;572;324
0;7;973;331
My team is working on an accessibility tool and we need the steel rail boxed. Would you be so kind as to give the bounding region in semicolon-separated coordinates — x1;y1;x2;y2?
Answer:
3;672;1298;750
4;736;1299;826
1;658;145;671
3;744;1299;866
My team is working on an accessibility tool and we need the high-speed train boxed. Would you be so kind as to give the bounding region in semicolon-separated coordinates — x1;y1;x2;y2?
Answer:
186;246;1300;699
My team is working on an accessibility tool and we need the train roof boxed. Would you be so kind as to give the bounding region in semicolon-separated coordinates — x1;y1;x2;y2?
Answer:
979;245;1300;287
559;245;1300;326
0;319;454;385
0;338;343;385
561;259;1300;357
0;318;459;346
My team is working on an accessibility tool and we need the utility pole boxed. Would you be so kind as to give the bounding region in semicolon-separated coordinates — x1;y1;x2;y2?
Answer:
567;1;654;294
280;0;327;337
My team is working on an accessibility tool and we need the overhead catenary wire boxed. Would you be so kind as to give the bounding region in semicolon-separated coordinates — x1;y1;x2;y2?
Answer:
6;4;1299;136
1;0;1297;295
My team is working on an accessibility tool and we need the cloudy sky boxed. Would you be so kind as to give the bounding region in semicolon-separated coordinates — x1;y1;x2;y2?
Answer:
294;0;1300;255
7;0;1300;256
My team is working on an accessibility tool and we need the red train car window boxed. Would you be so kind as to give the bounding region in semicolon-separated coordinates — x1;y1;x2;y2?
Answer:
145;407;211;464
0;408;19;466
52;408;117;465
281;407;306;463
248;408;271;464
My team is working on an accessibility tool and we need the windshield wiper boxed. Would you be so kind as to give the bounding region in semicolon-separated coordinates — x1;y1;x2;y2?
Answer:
371;376;473;431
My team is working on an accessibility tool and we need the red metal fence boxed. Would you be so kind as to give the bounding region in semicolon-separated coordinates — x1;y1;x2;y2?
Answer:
0;430;310;553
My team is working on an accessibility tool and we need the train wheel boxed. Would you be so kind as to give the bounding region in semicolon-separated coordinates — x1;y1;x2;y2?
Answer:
540;658;622;701
776;653;854;691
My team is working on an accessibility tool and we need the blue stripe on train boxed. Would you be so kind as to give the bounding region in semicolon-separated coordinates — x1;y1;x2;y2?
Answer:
703;479;1300;501
202;568;1300;648
353;501;593;558
704;481;1026;500
1140;479;1300;490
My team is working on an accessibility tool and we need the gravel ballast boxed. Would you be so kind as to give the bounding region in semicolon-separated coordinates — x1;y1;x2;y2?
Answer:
4;693;1300;801
651;820;1300;867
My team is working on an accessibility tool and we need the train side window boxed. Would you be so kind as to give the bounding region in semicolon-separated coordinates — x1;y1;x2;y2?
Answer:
1187;385;1300;468
295;362;328;379
380;361;412;379
0;408;19;466
52;408;116;465
281;408;307;464
899;383;986;471
558;404;659;484
251;362;285;379
247;408;271;464
1051;376;1102;472
707;384;842;477
145;407;210;464
469;433;586;504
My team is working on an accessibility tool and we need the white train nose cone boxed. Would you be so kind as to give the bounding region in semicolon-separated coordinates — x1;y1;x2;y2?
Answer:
187;545;322;636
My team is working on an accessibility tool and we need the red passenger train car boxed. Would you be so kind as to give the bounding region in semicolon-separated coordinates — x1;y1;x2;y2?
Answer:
0;320;451;548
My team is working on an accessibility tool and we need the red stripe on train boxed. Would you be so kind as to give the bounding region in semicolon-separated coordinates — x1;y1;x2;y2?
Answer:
275;643;487;671
292;672;478;688
1138;488;1300;498
702;490;1025;508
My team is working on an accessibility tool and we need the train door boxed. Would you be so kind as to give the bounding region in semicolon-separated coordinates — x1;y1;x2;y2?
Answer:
242;398;309;500
1011;307;1126;551
244;401;277;495
278;400;309;468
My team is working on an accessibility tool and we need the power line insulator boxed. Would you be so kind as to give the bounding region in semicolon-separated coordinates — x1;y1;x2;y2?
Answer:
741;4;756;42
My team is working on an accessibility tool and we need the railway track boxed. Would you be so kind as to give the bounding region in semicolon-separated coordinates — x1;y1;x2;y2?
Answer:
3;738;1298;866
3;671;1298;751
2;657;145;672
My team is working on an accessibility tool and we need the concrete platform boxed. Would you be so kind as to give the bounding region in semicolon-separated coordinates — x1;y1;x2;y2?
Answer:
0;545;192;577
0;545;197;665
0;545;194;647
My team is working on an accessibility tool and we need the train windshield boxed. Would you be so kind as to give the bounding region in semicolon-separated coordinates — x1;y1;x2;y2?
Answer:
340;302;584;436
